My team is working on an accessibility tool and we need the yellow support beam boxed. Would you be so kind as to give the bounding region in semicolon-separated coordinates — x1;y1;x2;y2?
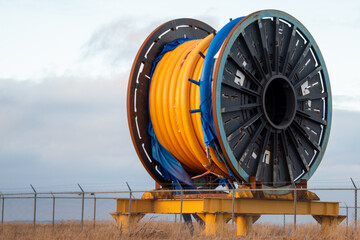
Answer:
114;197;340;215
111;194;344;236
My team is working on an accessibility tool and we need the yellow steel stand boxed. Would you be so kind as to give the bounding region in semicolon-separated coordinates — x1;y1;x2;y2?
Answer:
110;213;145;233
196;213;231;235
111;191;345;236
234;215;260;236
313;215;346;234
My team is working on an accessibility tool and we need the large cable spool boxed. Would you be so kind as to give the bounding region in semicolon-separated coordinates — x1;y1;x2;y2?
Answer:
127;10;331;190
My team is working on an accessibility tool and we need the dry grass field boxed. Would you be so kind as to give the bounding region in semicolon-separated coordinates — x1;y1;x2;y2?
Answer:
0;220;358;240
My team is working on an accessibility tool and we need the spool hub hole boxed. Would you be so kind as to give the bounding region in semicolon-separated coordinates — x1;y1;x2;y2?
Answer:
263;77;296;129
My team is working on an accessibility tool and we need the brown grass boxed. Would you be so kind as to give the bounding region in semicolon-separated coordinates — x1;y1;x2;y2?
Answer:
0;220;358;240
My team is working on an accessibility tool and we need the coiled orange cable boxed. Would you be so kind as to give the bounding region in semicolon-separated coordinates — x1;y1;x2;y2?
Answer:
149;34;229;177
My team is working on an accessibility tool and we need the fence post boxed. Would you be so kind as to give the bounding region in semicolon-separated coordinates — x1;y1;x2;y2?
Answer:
293;183;297;231
344;202;348;234
283;214;286;230
92;193;96;229
231;188;235;228
126;182;132;233
351;178;357;229
345;203;349;227
51;192;55;232
30;184;37;232
179;184;183;223
1;193;4;232
78;184;85;231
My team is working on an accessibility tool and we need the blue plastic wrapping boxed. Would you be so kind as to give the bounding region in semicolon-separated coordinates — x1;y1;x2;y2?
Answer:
199;17;243;147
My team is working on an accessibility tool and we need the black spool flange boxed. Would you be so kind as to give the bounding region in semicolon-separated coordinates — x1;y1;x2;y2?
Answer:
212;10;331;187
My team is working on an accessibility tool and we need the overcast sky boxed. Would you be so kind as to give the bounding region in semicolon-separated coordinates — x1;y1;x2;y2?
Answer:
0;0;360;193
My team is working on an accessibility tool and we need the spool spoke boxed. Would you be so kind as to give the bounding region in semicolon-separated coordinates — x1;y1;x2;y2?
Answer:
226;113;262;141
280;131;294;182
296;110;327;126
288;42;312;81
281;25;297;74
274;17;280;74
297;92;328;101
239;121;267;167
221;80;261;97
272;131;280;185
293;66;322;89
221;103;260;113
241;32;267;81
291;121;321;152
255;126;272;181
258;19;272;75
228;55;263;87
242;68;263;87
286;127;309;171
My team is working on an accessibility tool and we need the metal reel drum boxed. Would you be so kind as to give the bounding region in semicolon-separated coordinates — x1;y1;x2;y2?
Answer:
212;10;331;187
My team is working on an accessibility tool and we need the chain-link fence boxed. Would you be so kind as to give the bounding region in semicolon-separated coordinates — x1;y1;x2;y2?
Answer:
0;184;359;233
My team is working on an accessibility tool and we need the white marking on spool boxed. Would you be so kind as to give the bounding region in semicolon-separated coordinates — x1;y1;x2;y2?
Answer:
263;150;270;164
312;82;319;87
234;69;245;86
301;81;310;96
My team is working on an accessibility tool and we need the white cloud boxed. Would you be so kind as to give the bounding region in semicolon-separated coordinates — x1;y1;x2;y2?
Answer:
0;77;154;190
333;95;360;112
